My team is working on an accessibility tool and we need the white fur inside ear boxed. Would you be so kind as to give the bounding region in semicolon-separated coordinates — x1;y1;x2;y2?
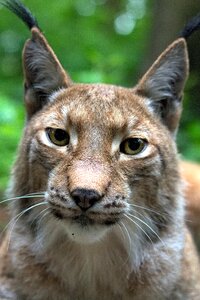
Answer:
144;97;155;114
49;88;66;103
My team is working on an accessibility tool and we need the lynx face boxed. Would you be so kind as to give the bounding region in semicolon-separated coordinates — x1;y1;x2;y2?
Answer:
21;81;181;245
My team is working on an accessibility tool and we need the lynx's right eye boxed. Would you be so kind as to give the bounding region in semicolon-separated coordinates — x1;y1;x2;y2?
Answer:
46;128;70;146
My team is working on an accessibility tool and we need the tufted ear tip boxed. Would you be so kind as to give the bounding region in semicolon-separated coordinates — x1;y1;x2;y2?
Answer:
135;38;189;134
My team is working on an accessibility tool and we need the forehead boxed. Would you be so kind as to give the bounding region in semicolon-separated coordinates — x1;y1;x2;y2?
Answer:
49;83;147;128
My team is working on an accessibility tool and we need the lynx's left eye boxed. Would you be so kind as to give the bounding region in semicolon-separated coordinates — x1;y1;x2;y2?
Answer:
120;138;147;155
46;128;69;146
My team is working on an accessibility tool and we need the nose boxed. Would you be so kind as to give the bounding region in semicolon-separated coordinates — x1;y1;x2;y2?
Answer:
71;188;101;211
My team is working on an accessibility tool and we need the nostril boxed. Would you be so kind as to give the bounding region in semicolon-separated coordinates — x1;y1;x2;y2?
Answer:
71;188;101;211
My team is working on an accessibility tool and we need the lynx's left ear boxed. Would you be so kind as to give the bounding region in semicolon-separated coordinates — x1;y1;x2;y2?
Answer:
135;38;189;134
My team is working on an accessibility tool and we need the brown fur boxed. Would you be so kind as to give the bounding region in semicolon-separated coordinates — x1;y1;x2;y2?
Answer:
0;4;200;299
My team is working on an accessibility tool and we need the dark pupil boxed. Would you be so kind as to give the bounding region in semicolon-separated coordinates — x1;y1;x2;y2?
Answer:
55;129;67;141
128;138;141;150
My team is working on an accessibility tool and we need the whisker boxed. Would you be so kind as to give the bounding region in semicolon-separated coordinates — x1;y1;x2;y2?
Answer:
125;214;153;245
129;203;168;217
0;194;45;205
119;221;132;252
2;201;47;234
127;212;166;248
129;207;169;231
118;222;132;265
37;210;51;232
5;201;47;251
129;208;153;223
25;192;46;195
30;207;50;228
36;209;51;250
117;223;126;242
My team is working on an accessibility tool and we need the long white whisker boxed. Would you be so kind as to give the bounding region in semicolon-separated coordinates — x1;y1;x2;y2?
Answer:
6;202;47;251
129;203;168;217
36;209;51;250
125;214;153;244
117;223;126;242
2;201;47;235
0;194;45;205
25;192;46;195
30;207;50;228
127;212;166;248
129;208;152;223
37;209;50;228
118;222;132;266
130;207;172;230
120;222;132;252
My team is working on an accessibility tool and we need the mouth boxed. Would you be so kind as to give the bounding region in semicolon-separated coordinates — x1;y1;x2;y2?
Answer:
49;199;125;244
51;207;119;226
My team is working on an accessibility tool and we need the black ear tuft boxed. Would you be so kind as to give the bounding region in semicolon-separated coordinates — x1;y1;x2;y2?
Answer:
180;13;200;40
1;0;39;30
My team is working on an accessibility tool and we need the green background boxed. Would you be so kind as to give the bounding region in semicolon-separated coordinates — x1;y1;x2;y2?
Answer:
0;0;200;197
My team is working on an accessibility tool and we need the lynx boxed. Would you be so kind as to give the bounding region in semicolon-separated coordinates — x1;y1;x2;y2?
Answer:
0;1;200;299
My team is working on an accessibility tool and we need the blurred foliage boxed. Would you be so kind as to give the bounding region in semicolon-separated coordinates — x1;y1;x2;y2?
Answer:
0;0;199;195
0;94;24;191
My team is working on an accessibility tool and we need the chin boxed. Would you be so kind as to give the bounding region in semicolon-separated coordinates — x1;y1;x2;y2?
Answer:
62;217;111;244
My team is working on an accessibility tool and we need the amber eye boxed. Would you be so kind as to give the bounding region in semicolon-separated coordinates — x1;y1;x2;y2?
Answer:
46;128;69;146
120;138;147;155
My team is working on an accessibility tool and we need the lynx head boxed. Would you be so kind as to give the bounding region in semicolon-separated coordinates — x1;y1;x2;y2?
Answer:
7;2;188;247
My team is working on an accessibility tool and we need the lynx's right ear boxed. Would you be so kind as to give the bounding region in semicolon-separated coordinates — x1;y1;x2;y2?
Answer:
23;28;72;118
